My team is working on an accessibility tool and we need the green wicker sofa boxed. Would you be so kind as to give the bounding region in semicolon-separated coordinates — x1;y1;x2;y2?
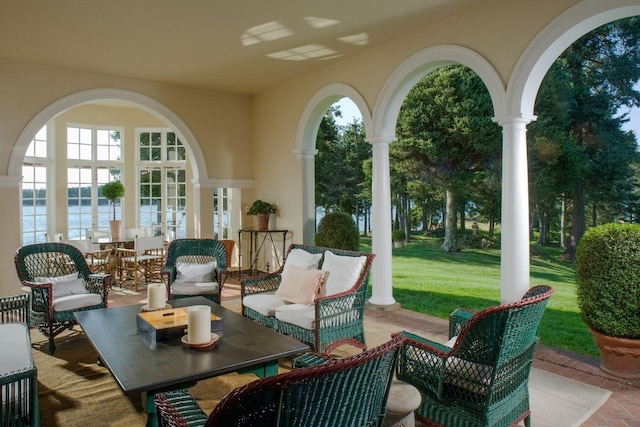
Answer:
14;242;110;354
0;294;41;427
241;244;375;354
153;335;404;427
394;285;554;427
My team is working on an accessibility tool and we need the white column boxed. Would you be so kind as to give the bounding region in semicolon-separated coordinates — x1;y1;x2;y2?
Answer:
368;136;396;306
498;117;533;303
295;148;318;246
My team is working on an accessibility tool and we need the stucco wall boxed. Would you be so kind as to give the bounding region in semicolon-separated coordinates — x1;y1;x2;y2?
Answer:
0;60;253;295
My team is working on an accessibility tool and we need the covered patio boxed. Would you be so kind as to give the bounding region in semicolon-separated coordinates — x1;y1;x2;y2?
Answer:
1;1;639;305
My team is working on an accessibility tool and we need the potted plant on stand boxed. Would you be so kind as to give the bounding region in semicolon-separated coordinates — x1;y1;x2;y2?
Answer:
102;180;125;240
392;229;406;248
247;200;277;230
575;222;640;379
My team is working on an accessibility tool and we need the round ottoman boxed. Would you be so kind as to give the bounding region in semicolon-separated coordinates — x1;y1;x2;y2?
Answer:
384;379;422;427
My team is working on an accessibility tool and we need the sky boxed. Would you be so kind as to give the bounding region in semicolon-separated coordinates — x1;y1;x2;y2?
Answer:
334;97;640;139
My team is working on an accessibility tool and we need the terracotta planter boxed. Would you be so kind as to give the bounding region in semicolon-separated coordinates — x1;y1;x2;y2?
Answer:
256;214;270;230
589;328;640;379
110;220;122;241
394;241;404;248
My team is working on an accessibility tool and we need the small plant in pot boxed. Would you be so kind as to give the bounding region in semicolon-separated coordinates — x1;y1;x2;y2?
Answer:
101;180;125;240
575;222;640;379
392;229;406;248
247;200;277;230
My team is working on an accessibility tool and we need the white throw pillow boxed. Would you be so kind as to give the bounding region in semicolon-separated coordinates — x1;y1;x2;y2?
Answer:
276;265;327;305
35;273;88;299
35;272;79;284
321;251;367;296
282;249;322;275
176;261;216;282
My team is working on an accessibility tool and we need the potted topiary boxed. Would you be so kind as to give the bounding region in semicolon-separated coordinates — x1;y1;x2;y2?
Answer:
575;222;640;379
315;211;359;251
247;199;277;230
392;229;406;248
101;180;125;240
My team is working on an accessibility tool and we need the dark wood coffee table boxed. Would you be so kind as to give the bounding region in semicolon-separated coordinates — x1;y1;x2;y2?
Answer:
74;296;309;427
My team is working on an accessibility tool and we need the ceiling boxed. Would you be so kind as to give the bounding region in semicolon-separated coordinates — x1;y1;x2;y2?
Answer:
0;0;488;94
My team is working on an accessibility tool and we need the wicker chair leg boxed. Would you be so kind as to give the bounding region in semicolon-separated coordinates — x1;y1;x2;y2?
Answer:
48;335;55;354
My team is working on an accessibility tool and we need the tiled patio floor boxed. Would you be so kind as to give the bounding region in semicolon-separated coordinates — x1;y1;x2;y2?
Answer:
111;281;640;426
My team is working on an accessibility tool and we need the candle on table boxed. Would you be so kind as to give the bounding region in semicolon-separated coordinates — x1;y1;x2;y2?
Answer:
147;283;166;310
188;305;211;344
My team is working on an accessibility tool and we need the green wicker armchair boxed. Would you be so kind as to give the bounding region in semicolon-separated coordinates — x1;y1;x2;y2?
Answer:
395;285;554;427
14;242;110;354
161;239;227;304
153;335;404;427
241;244;375;353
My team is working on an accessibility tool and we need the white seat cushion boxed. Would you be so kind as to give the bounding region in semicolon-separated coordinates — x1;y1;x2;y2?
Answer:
171;280;218;295
243;293;287;317
52;293;102;312
275;303;315;330
321;251;367;296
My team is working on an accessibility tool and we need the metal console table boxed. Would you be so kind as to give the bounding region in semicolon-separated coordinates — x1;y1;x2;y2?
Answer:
238;229;289;275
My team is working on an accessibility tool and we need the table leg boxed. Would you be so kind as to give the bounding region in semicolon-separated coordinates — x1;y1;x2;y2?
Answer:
142;391;158;427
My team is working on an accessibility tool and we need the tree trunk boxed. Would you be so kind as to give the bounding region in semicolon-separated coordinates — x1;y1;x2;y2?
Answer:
568;181;586;260
441;189;459;252
560;198;567;249
404;194;411;242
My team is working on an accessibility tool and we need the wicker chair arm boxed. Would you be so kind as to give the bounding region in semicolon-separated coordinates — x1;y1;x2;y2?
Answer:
161;265;176;285
240;272;281;296
154;389;207;427
394;331;450;400
292;352;334;369
21;281;52;316
449;308;476;338
86;273;110;304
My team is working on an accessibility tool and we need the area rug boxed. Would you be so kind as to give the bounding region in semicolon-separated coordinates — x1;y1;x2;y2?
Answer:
30;327;269;427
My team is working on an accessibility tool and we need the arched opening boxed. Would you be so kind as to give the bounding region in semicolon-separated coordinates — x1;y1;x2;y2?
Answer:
9;89;217;245
295;84;372;245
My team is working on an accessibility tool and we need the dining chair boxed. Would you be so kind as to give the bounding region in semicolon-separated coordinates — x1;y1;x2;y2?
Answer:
117;235;165;290
62;239;111;274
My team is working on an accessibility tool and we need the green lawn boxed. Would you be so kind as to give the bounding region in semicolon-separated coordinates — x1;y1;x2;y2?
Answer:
361;234;597;357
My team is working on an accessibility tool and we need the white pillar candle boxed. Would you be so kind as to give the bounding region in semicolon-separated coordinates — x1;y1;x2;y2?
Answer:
147;283;166;310
188;305;211;344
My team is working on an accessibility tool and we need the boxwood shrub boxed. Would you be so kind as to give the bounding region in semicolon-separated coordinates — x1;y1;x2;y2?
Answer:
315;211;360;251
575;223;640;338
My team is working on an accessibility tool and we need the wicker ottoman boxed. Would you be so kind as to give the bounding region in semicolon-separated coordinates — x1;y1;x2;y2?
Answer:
384;380;421;427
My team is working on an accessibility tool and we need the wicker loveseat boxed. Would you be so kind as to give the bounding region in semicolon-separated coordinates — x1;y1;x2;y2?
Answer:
394;285;554;427
241;244;375;354
154;335;404;427
0;294;40;427
14;242;110;354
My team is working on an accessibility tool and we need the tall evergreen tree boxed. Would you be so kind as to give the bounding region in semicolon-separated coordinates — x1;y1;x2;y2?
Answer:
395;65;501;251
529;17;640;256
